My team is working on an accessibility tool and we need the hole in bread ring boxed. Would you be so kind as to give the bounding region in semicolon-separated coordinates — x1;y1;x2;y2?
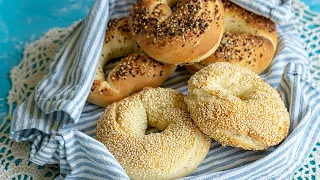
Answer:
129;0;224;64
215;130;269;150
145;126;162;135
96;88;211;179
202;69;257;101
87;18;177;107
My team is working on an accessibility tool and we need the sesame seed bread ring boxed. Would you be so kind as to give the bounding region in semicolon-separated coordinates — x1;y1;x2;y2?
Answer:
96;88;211;179
87;18;177;107
185;0;278;75
185;63;290;150
128;0;224;64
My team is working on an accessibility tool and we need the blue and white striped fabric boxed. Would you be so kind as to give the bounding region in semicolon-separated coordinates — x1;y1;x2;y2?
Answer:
9;0;320;179
230;0;293;24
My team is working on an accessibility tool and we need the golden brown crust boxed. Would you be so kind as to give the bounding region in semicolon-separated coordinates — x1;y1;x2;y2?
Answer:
185;62;290;150
186;32;275;74
185;0;278;75
129;0;224;64
96;88;211;179
95;18;139;81
222;0;277;46
88;18;176;107
88;53;177;107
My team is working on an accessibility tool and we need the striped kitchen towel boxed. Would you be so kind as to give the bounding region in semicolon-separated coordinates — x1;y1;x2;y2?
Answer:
10;0;320;179
230;0;292;24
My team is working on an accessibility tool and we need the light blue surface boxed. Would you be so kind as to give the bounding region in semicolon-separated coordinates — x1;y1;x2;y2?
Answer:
0;0;95;113
303;0;320;12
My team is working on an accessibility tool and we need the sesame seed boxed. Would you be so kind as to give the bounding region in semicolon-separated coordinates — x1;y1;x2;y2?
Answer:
96;88;210;178
185;62;290;150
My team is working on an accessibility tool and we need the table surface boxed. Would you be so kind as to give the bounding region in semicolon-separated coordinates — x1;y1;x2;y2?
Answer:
0;0;319;178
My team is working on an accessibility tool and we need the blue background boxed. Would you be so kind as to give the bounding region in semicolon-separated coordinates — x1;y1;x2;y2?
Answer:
0;0;95;113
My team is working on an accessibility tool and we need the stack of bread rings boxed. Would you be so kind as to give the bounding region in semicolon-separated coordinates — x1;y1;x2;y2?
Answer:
93;0;290;179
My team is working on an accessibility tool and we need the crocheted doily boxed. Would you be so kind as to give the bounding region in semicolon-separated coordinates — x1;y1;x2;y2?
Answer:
290;0;320;179
0;25;76;180
1;0;320;179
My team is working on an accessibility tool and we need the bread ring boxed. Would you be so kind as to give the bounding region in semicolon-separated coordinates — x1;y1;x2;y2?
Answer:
185;62;289;150
88;18;177;107
185;0;278;74
96;88;211;179
128;0;224;64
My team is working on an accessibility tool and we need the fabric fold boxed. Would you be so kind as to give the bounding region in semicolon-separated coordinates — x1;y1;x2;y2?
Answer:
230;0;292;24
34;0;109;123
28;129;129;180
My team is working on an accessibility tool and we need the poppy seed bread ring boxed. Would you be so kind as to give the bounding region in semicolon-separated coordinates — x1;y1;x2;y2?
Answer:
96;88;211;179
128;0;224;64
87;18;176;107
185;0;278;75
185;62;290;150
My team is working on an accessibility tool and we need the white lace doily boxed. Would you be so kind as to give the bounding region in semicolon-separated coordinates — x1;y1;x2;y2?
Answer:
1;0;320;179
293;0;320;88
1;24;77;180
290;0;320;179
0;115;59;180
